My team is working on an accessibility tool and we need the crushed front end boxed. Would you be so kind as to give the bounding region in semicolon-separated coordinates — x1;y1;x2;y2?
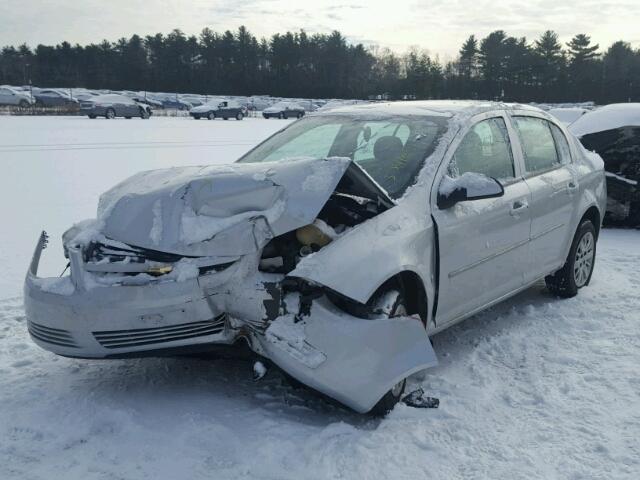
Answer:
24;157;437;413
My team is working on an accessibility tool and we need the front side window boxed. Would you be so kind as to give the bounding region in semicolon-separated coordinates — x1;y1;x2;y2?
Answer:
238;114;448;198
448;117;515;180
513;116;561;173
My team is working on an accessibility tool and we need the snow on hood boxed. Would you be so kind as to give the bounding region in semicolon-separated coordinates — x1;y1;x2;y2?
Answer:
569;103;640;137
94;157;351;257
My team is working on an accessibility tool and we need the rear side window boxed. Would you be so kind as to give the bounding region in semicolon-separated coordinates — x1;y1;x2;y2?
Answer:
513;117;561;173
449;117;515;180
549;123;572;165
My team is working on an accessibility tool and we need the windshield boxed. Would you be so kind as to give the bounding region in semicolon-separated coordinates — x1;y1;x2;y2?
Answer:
238;114;448;198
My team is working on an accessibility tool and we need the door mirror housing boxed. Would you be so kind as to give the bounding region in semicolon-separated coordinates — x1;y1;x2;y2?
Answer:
437;172;504;209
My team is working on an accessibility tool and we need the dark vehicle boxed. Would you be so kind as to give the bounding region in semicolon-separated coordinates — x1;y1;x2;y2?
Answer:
33;89;78;108
159;96;192;110
190;100;246;120
570;104;640;226
80;94;152;119
262;101;305;119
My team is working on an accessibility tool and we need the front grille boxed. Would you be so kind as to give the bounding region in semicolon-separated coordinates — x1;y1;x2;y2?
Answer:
28;322;78;348
93;314;226;349
86;241;184;264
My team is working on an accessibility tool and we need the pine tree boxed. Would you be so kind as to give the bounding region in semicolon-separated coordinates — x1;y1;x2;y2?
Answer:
459;35;478;78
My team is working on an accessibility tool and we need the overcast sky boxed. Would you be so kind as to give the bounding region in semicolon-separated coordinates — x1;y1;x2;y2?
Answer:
2;0;639;59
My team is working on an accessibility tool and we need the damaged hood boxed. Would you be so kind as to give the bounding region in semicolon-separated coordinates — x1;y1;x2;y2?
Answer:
95;157;353;257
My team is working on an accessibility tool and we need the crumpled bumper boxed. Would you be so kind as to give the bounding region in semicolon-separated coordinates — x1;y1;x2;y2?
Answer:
24;233;238;358
24;231;438;413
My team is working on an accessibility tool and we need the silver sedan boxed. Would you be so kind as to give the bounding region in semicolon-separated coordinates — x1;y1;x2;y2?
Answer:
24;101;606;415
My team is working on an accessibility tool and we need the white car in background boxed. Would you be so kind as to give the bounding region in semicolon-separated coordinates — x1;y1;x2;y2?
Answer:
0;86;35;107
24;101;606;415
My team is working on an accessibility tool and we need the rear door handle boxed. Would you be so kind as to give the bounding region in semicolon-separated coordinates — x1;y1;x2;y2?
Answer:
510;200;529;216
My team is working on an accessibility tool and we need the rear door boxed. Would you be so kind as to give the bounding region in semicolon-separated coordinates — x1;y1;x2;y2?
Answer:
431;113;532;327
508;113;579;281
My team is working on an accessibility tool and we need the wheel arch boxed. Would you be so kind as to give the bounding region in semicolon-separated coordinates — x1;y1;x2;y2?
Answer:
580;205;601;239
374;270;429;325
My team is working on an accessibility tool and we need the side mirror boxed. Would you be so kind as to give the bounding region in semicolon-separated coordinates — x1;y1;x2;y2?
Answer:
437;172;504;209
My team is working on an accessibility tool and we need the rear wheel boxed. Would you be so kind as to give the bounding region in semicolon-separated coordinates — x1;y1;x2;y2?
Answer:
88;114;96;119
207;112;215;120
368;289;408;416
105;108;115;119
546;220;596;298
18;99;29;108
236;112;244;120
140;109;150;119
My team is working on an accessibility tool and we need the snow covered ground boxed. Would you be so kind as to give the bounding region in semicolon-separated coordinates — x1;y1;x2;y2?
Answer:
1;117;639;479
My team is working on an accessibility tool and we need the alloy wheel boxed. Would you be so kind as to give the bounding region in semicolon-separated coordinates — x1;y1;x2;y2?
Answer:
574;231;595;287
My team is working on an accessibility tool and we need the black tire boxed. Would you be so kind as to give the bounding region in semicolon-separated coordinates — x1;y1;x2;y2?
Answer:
223;117;229;120
368;289;408;416
297;112;303;119
278;112;284;119
105;108;115;119
193;115;200;120
546;220;597;298
207;112;215;120
125;116;132;119
140;109;150;119
629;201;640;227
88;114;96;119
18;99;29;108
236;112;243;120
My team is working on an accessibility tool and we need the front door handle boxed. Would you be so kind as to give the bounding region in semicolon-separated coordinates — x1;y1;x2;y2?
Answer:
567;181;579;194
510;200;529;216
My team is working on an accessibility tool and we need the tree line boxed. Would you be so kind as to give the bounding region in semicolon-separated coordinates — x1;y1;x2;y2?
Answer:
1;26;639;103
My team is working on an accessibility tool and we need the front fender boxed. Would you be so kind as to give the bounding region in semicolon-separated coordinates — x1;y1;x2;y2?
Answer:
260;295;437;413
289;202;434;306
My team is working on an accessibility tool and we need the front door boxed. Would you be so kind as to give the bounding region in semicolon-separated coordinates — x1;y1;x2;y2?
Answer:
432;115;532;327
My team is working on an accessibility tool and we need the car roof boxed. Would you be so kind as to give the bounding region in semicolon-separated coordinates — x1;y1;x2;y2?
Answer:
320;100;543;118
